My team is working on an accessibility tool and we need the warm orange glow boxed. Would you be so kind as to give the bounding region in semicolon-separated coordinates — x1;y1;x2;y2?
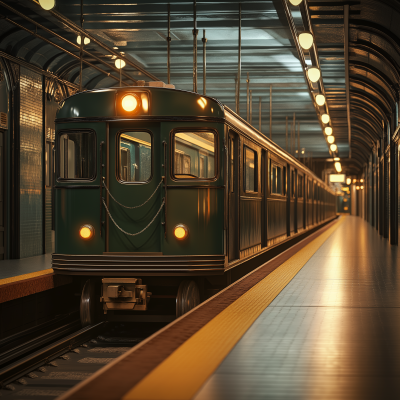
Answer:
360;179;364;183
174;225;188;240
141;94;149;112
361;186;364;190
346;178;351;185
344;206;348;211
356;186;360;190
122;95;138;112
79;225;94;240
197;97;207;109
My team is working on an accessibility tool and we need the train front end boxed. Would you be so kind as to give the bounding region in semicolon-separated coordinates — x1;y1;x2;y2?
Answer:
53;86;226;323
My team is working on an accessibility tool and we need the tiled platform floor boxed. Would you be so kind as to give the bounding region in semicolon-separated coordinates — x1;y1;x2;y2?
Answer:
194;216;400;399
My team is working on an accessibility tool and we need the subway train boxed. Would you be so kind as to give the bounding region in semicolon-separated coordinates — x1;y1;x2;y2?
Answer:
52;85;336;326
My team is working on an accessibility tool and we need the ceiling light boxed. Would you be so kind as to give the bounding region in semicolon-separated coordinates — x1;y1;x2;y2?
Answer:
315;94;325;106
115;59;126;69
334;162;342;173
321;114;330;124
39;0;55;10
334;157;340;161
307;67;321;83
360;179;364;183
330;144;337;152
327;136;335;144
77;36;90;45
288;0;303;5
361;186;364;190
346;178;351;185
325;127;333;135
298;32;314;50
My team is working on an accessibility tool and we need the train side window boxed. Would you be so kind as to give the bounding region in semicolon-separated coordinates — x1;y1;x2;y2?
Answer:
291;170;295;197
298;175;303;198
173;131;216;179
270;161;283;195
58;130;95;180
244;147;257;192
118;131;152;182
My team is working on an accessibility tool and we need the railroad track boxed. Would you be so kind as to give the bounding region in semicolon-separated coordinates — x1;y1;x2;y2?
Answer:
0;321;166;399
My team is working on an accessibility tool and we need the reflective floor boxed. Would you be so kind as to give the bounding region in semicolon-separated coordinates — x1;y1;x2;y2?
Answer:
194;216;400;399
0;254;52;280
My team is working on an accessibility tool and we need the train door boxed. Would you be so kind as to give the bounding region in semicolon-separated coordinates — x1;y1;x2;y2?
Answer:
106;121;163;253
261;149;267;247
228;131;239;261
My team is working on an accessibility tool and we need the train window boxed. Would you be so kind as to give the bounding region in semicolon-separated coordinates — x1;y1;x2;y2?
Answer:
271;162;283;195
291;171;295;197
298;175;303;198
244;147;258;192
58;130;95;180
118;131;152;182
173;131;216;179
229;138;234;193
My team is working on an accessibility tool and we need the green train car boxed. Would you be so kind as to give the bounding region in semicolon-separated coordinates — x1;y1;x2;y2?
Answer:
53;86;336;325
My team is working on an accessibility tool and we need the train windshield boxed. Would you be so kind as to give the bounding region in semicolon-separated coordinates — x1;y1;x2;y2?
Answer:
118;131;152;182
58;130;95;180
173;131;215;179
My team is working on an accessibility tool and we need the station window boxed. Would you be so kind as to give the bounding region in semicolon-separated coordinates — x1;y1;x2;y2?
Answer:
173;131;216;179
298;175;303;198
271;162;283;195
244;147;258;192
58;130;95;180
118;131;152;182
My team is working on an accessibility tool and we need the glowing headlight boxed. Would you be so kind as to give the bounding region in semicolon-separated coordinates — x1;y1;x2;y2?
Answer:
174;224;189;240
122;94;139;112
79;225;94;240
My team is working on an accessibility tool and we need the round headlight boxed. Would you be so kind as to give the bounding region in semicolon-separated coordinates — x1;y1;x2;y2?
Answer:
174;224;189;240
79;225;94;240
121;94;139;112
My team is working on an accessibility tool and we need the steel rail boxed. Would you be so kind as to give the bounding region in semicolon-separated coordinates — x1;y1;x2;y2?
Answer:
0;1;135;86
0;322;105;388
29;0;159;82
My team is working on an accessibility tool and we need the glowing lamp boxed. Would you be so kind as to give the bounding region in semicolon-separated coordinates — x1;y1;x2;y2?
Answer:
334;162;342;173
77;36;90;45
288;0;303;5
315;94;325;106
39;0;55;10
325;127;333;135
356;186;360;190
346;178;351;185
360;179;364;183
327;136;335;144
79;225;94;240
141;94;149;113
115;59;126;69
174;224;189;240
334;157;340;161
330;144;337;152
298;32;314;50
121;94;139;112
307;67;321;83
321;114;330;124
361;186;364;190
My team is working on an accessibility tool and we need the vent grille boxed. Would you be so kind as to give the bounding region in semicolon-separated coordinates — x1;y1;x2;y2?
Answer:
0;112;7;129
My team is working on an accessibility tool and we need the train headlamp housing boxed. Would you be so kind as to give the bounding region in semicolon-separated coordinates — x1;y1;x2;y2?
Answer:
174;224;189;240
79;225;94;240
116;91;150;116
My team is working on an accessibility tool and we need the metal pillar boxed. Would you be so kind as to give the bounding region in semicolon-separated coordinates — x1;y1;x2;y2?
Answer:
236;4;241;115
285;116;288;151
246;72;250;121
167;4;171;84
259;97;262;131
79;0;83;91
269;85;272;139
202;30;207;95
344;4;351;158
193;0;198;93
250;90;252;125
297;122;300;159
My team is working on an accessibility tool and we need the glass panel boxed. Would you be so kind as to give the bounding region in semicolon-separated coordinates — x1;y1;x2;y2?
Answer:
174;131;215;179
298;176;303;198
245;147;256;192
59;131;95;180
119;131;152;182
271;163;282;195
230;139;234;193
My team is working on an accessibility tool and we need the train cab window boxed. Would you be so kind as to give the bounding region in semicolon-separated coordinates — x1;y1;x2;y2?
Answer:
58;130;95;180
271;162;283;195
173;131;216;179
244;147;257;192
298;175;303;198
118;131;152;182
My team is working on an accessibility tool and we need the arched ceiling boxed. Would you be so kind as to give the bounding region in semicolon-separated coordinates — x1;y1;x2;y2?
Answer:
0;0;399;176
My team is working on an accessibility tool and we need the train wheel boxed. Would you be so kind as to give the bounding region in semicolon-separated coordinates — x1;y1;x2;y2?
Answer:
176;280;200;318
80;279;96;327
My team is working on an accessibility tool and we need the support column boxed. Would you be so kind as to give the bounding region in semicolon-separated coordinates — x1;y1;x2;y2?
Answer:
236;4;241;115
192;0;198;93
202;30;207;95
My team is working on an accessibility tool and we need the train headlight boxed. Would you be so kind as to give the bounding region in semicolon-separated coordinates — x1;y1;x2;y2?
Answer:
122;94;139;112
79;225;94;240
174;224;189;240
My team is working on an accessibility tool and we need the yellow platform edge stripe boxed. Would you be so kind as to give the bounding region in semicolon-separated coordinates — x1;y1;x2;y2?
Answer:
123;217;345;400
0;268;54;286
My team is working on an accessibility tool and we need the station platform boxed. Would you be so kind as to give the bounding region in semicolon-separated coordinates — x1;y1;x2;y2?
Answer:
61;215;400;400
0;254;71;304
